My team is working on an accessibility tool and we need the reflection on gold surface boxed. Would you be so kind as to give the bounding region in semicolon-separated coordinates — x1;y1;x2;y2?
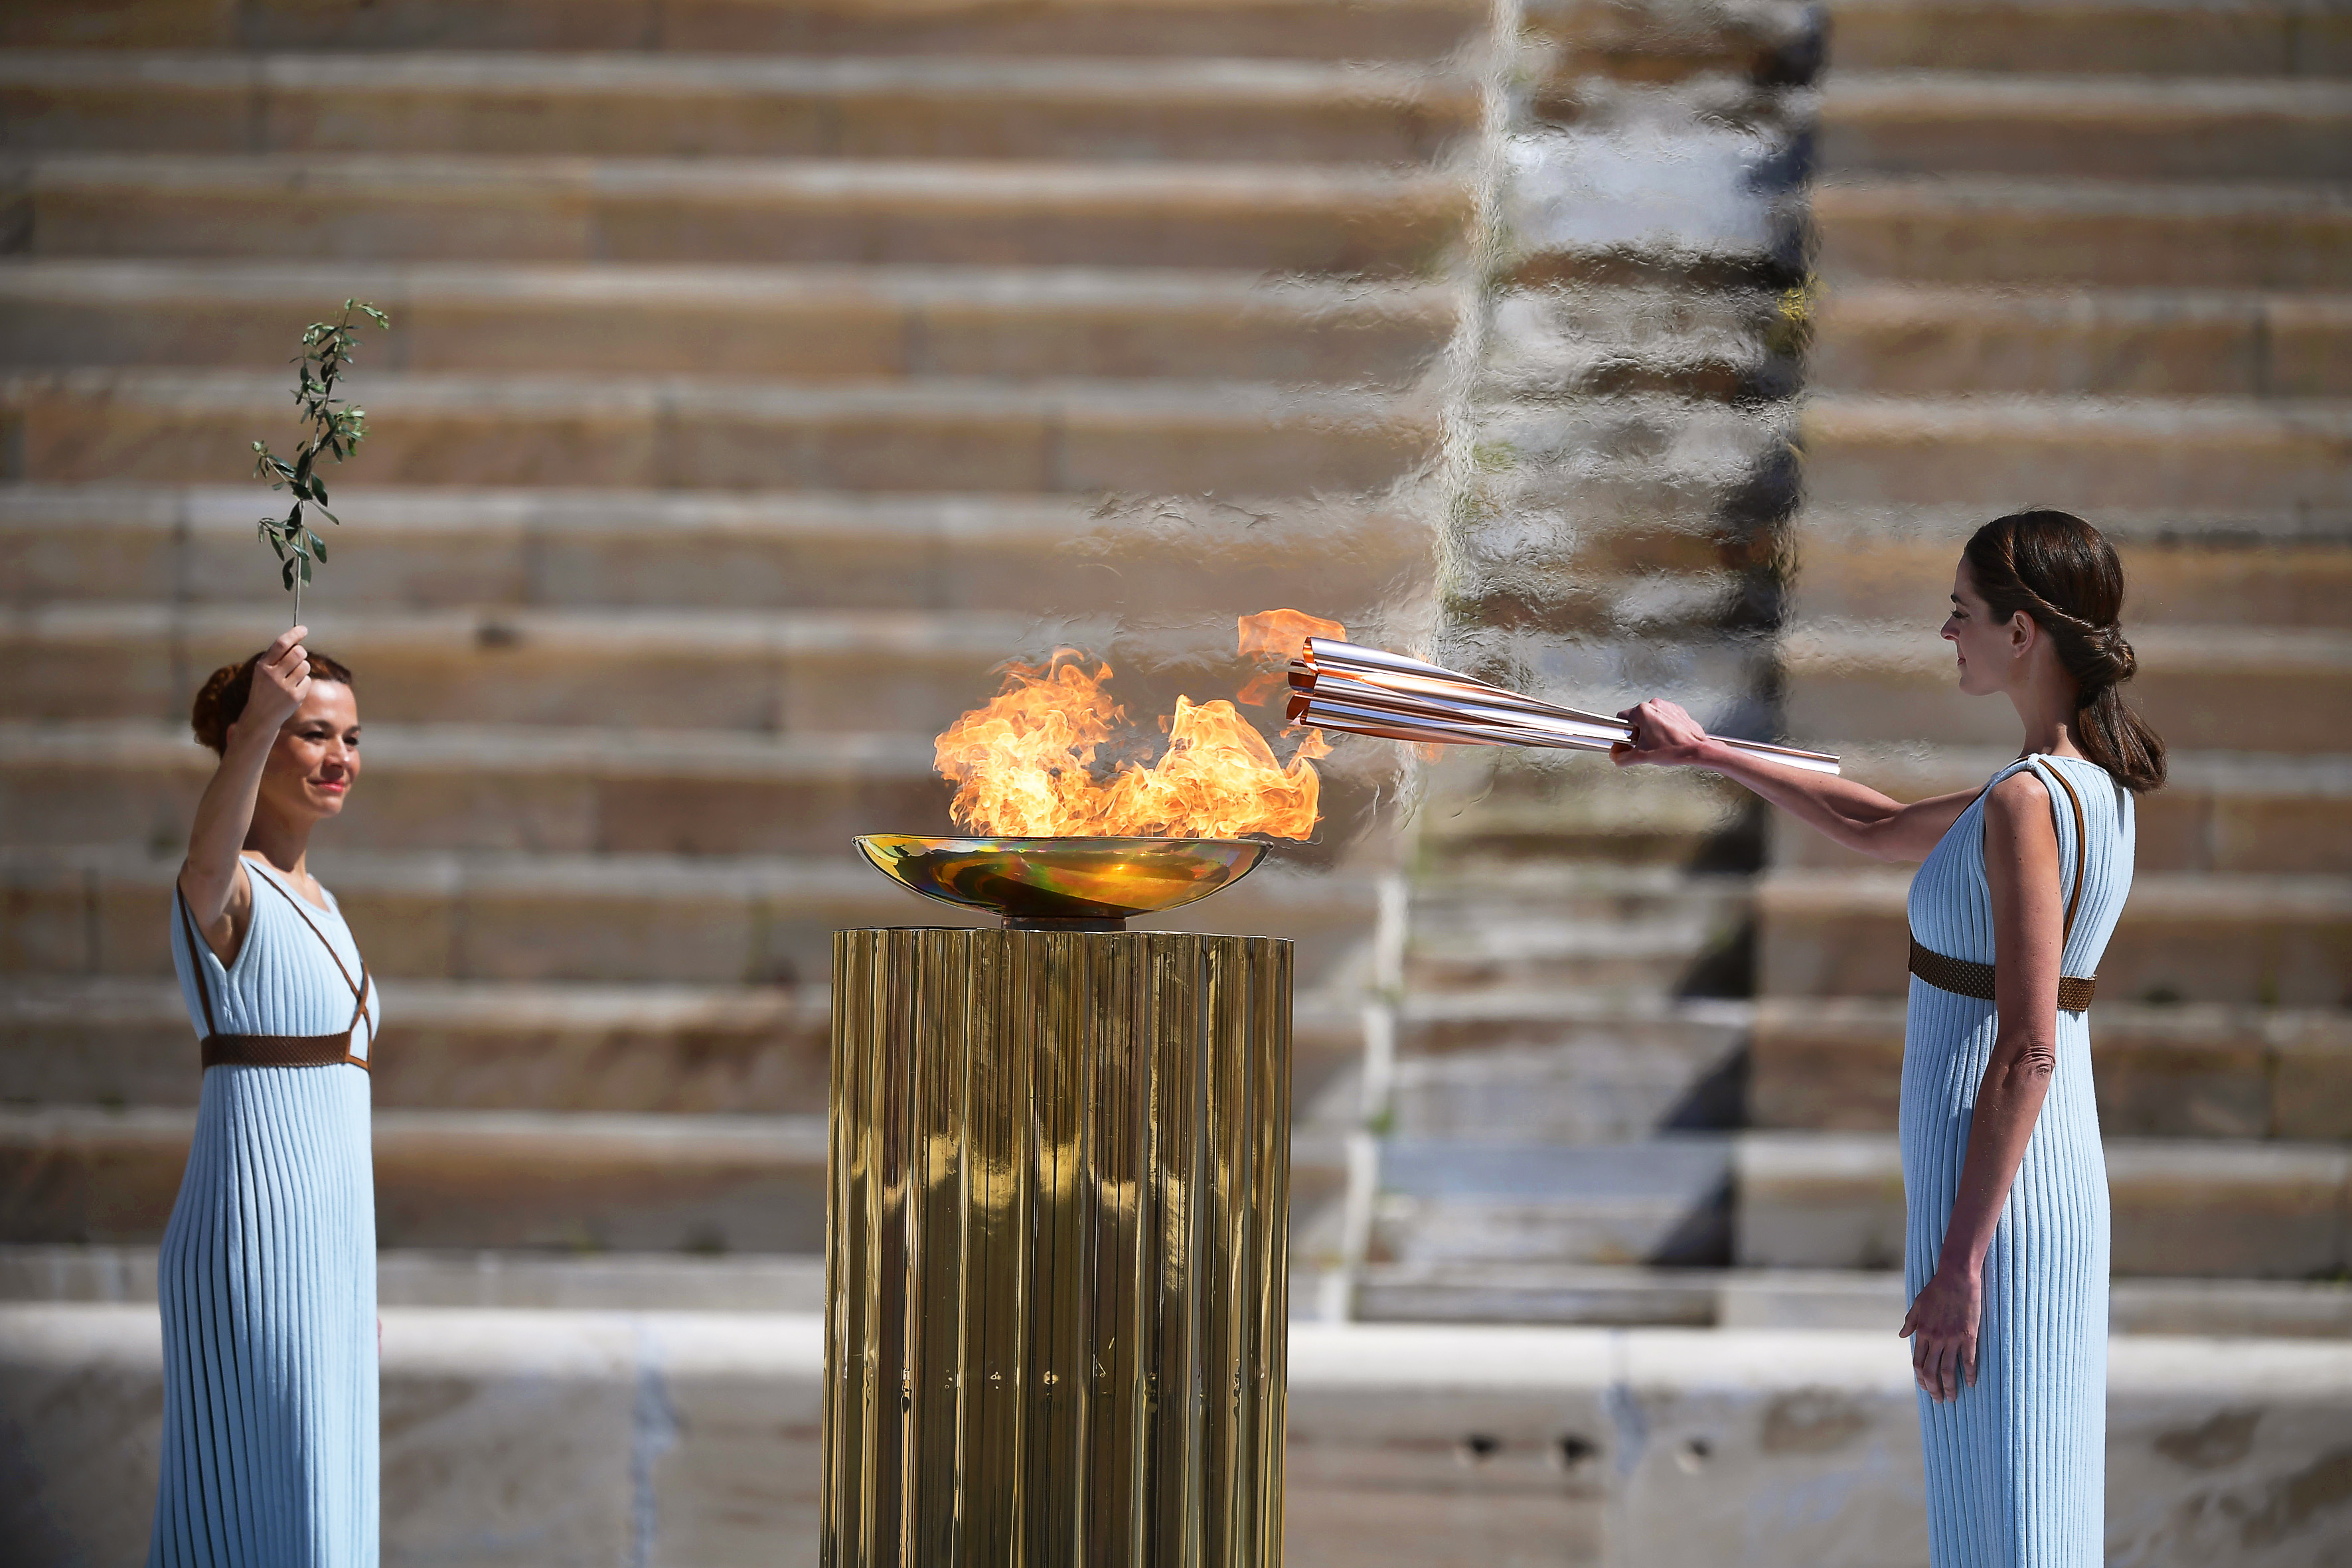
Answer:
854;834;1269;927
826;929;1291;1567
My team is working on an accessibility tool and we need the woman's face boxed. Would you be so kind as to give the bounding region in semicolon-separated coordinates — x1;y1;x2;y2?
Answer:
1941;558;2023;697
258;680;361;824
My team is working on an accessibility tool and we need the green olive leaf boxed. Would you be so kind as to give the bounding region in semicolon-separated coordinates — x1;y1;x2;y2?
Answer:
252;299;387;614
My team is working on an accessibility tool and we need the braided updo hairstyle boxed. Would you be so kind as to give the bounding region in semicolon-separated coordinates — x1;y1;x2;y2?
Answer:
1962;509;2166;793
191;648;356;755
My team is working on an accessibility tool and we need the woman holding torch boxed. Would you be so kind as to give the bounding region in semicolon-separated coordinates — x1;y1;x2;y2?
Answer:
1615;510;2164;1565
149;625;380;1567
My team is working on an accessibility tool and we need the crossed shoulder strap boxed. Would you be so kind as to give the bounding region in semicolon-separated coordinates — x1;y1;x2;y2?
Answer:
246;860;378;1049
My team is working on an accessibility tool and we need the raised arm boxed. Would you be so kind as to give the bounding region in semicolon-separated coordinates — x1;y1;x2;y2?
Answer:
1611;698;1978;864
179;628;313;959
1899;769;2066;1400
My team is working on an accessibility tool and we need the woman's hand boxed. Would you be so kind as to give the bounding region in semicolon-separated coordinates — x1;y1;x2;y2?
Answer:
231;626;312;745
1611;698;1715;768
1900;1267;1983;1401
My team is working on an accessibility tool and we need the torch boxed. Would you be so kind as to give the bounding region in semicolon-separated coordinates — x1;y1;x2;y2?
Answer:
1285;637;1842;776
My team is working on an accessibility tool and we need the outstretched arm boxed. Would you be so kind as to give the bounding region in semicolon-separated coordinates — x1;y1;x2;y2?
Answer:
1611;698;1978;864
1899;769;2066;1401
179;627;312;960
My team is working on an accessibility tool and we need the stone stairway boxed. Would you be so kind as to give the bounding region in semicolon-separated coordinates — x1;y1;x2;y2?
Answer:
0;0;1489;1290
1753;0;2352;1294
1353;0;2352;1332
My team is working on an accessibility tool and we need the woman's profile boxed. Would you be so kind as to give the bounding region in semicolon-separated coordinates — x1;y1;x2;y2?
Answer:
1616;509;2162;1563
150;625;380;1567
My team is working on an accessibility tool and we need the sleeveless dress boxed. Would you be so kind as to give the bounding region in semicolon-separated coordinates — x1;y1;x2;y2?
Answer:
151;856;381;1568
1901;754;2132;1567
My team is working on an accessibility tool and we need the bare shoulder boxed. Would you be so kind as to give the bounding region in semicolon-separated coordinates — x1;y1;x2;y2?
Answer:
175;855;254;959
1984;769;2057;845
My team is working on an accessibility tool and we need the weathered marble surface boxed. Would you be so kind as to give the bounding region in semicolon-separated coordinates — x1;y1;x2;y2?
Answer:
5;1307;2350;1567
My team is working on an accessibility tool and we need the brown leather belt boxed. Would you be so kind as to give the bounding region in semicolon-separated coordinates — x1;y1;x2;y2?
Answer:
199;1032;367;1071
1906;759;2097;1015
1908;936;2096;1014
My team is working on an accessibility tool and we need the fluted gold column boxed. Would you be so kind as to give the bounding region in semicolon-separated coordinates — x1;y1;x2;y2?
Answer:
825;928;1291;1568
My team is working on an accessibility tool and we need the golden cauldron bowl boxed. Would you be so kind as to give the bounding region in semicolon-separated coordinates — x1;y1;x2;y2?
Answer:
854;834;1269;929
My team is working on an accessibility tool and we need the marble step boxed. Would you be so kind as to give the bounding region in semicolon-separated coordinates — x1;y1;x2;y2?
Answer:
0;976;1374;1125
1810;283;2352;400
1715;1268;2352;1338
0;51;1478;165
1;1243;826;1313
0;0;1491;62
1768;747;2352;877
9;1306;2352;1568
1780;622;2352;756
1403;867;1755;994
0;601;1034;731
1390;992;1756;1141
0;722;949;859
1757;868;2352;1008
1814;177;2352;291
1371;1137;1737;1268
1390;982;2352;1152
1381;1129;2352;1279
1750;995;2352;1142
0;260;1455;384
12;1243;2348;1339
1737;1132;2352;1278
0;368;1435;497
1481;282;1800;402
0;482;1425;613
1354;1260;2352;1336
0;844;1382;990
0;1104;1353;1261
0;1104;832;1253
1786;500;2352;628
1824;0;2352;78
6;152;1468;274
1820;72;2352;182
1411;752;1755;870
1354;1259;1727;1326
1798;394;2352;513
1520;0;1821;88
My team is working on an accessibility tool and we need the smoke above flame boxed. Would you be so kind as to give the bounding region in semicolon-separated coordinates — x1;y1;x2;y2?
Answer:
934;611;1339;839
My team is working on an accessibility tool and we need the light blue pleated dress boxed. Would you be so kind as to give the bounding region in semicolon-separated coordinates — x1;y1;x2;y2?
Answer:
1902;754;2131;1566
152;856;380;1568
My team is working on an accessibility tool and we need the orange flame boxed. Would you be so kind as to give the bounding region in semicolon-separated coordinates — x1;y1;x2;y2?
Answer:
1235;607;1347;706
935;612;1342;839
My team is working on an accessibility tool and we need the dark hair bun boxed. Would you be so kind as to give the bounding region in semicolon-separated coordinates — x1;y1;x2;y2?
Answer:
1962;510;2165;793
2083;623;2137;686
190;647;358;755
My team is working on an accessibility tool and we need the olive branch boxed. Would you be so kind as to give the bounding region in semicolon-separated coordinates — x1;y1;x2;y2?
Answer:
252;299;390;623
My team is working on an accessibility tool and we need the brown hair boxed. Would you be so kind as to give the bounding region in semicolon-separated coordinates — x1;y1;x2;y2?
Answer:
1962;509;2166;793
191;648;357;755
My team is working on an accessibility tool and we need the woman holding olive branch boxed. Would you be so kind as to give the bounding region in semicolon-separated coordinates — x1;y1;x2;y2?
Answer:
147;303;389;1566
1615;509;2163;1565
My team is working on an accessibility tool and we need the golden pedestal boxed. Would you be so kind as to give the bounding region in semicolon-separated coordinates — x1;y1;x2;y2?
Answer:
825;928;1291;1568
